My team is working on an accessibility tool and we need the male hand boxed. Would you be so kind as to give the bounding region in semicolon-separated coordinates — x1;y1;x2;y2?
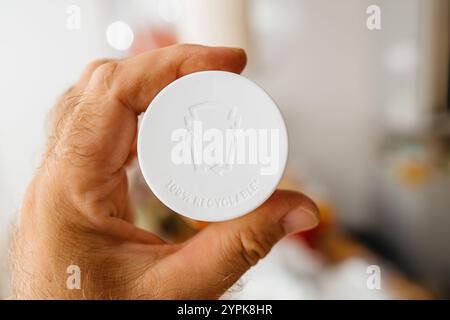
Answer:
13;44;319;299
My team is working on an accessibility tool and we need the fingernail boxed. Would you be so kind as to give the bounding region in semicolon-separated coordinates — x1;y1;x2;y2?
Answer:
281;205;320;234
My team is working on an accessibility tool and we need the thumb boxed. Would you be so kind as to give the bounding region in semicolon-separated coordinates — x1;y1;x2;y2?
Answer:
158;190;320;299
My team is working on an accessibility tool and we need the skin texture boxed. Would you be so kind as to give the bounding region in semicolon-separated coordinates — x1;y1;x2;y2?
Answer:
12;44;320;299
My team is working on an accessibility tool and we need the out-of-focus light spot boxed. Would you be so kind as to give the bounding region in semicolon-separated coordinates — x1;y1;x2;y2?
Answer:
106;21;134;51
158;0;183;23
384;43;417;74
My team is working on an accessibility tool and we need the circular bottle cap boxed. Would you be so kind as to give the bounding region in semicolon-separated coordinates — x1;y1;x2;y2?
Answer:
138;71;288;221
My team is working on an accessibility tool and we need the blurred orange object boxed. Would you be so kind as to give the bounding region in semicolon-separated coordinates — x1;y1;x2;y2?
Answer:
395;159;431;186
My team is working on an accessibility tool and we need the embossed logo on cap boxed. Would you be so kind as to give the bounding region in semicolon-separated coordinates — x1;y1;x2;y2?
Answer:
170;102;280;176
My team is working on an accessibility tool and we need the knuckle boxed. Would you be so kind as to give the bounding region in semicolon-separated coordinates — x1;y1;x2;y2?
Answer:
89;61;128;107
85;59;111;74
91;61;118;84
236;228;272;267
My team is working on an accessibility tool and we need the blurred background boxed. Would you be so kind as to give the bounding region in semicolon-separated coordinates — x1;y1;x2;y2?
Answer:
0;0;449;299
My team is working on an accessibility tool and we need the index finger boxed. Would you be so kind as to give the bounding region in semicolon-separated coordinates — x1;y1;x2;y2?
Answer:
57;44;246;174
86;44;247;114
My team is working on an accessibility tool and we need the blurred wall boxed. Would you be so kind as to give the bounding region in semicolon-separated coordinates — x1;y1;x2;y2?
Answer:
246;0;446;230
249;0;378;228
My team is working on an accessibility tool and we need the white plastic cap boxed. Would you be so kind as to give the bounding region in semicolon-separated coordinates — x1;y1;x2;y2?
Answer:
138;71;288;221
